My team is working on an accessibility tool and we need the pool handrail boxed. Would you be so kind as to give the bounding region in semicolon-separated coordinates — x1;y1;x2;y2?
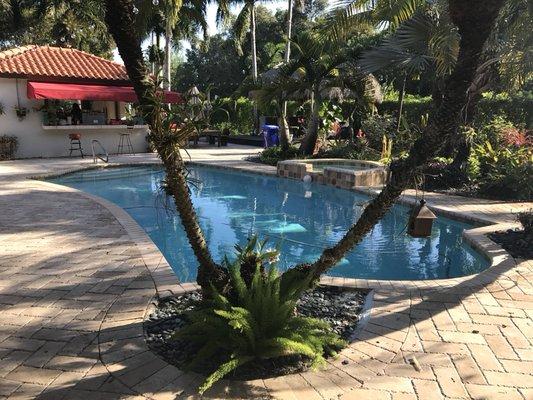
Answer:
91;139;109;164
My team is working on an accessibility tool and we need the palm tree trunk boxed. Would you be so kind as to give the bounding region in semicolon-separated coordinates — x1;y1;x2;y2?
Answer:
154;145;227;291
300;86;320;155
397;74;406;132
250;5;258;83
163;22;172;90
104;0;226;293
250;3;260;135
283;0;506;283
279;0;294;150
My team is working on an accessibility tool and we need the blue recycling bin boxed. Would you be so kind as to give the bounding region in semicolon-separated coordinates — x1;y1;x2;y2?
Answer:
262;124;280;148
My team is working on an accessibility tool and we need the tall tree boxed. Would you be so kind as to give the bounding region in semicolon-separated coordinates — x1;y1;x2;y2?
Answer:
136;0;210;89
174;34;247;96
279;0;294;150
104;0;227;291
261;30;355;155
233;0;272;134
1;0;114;56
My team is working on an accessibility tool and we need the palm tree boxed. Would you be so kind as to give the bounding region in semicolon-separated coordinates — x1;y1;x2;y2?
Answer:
135;0;209;89
258;30;374;155
348;0;531;169
279;0;294;150
233;0;260;82
161;0;182;90
105;0;228;292
356;4;459;131
1;0;113;56
231;0;261;134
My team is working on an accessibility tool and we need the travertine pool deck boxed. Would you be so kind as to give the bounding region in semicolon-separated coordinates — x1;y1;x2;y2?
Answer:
0;147;532;399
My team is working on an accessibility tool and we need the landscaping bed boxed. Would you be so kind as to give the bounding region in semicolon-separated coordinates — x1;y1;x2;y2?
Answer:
489;229;533;259
144;285;369;380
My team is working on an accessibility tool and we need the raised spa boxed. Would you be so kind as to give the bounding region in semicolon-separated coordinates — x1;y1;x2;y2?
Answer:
50;165;489;282
277;159;388;188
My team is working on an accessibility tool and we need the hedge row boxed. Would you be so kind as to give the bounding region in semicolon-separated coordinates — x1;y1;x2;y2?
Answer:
378;92;533;128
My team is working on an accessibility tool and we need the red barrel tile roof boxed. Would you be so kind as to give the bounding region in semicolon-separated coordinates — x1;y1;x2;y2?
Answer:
0;45;129;82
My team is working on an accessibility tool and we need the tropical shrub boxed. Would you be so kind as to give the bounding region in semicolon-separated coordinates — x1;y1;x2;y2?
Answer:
517;209;533;234
258;145;301;165
360;114;396;150
173;238;345;395
316;139;380;161
379;95;434;127
379;91;532;130
463;115;532;200
212;97;254;135
469;140;532;200
472;116;520;145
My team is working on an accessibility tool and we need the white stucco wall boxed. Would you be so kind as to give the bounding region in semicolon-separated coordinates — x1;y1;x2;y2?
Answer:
0;78;149;158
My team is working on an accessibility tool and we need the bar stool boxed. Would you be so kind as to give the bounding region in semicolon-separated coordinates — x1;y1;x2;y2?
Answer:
68;133;84;158
117;132;135;155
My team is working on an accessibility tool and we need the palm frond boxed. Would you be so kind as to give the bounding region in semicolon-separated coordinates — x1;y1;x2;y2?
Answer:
198;356;254;395
358;9;458;77
324;0;375;41
232;2;251;56
373;0;427;28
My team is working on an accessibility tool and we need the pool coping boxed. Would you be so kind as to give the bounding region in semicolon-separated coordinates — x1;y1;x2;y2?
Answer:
29;160;519;295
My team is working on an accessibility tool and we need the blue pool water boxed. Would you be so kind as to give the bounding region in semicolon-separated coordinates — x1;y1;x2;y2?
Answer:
50;165;489;282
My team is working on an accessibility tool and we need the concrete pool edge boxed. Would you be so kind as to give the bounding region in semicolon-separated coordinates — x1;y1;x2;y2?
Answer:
30;160;519;294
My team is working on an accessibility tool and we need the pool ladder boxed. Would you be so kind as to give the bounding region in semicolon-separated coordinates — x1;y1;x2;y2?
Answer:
91;140;109;164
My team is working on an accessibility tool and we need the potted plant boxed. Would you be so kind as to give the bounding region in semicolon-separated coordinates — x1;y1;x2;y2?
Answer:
0;102;5;116
14;105;28;120
0;135;18;160
56;107;67;125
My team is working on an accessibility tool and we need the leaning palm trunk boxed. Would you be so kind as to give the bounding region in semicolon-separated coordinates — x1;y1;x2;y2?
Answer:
104;0;226;292
300;87;321;155
154;144;227;290
284;0;506;283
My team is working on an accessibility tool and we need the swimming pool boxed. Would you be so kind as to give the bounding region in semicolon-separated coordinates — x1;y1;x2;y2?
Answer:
50;165;489;282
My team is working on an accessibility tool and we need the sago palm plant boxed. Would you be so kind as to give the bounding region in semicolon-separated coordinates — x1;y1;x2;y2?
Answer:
173;237;345;394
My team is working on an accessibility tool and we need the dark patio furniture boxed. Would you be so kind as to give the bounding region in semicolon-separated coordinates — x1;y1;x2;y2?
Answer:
68;133;84;158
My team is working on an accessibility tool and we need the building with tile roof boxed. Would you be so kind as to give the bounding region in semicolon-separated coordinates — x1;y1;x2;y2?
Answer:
0;45;129;83
0;46;179;159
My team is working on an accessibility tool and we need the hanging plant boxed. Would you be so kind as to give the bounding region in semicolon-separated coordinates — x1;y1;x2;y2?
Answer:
14;105;29;120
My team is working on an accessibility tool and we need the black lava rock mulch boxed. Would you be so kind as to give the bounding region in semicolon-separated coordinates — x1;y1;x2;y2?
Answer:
144;285;368;381
489;229;533;259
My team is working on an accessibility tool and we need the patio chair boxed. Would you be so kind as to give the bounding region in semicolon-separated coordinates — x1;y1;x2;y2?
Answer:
68;133;84;158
